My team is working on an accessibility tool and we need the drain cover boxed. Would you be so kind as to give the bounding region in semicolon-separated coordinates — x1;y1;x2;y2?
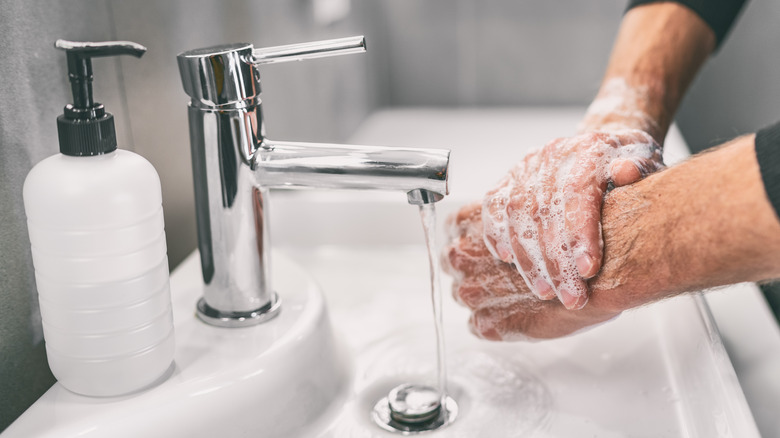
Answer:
372;384;458;434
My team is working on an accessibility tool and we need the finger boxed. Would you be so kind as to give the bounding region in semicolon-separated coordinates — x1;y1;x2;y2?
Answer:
446;202;481;241
544;225;590;311
456;283;493;310
563;182;605;280
451;249;535;310
482;189;515;263
441;243;459;277
609;159;644;187
444;239;479;277
611;155;666;187
556;278;589;310
538;201;590;310
499;296;597;340
469;313;502;341
533;196;563;294
470;291;612;341
539;135;609;306
482;155;538;263
469;295;540;341
469;308;504;341
454;201;482;228
543;229;590;310
500;304;573;340
506;202;555;300
515;146;563;301
450;277;461;304
451;280;467;307
608;130;664;187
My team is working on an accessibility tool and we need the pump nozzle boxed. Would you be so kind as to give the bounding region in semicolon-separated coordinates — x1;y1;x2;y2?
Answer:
55;40;146;118
54;40;146;156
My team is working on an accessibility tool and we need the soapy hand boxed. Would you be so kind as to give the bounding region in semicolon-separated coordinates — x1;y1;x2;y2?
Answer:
482;129;663;310
443;203;620;340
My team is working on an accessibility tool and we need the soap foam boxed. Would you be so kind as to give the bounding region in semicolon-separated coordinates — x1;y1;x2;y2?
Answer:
444;206;548;341
481;129;663;306
579;77;660;135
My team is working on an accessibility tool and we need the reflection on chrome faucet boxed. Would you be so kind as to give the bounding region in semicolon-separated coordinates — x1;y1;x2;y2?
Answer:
177;37;450;327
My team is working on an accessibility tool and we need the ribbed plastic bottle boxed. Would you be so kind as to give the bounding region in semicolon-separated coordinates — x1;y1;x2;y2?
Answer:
22;40;175;396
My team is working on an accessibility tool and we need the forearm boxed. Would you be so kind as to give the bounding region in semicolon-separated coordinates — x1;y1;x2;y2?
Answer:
579;2;716;143
590;135;780;313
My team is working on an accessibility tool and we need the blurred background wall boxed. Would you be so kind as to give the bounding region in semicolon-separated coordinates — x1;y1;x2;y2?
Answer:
1;0;778;430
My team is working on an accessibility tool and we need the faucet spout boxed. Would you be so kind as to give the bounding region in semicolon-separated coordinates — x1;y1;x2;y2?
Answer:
255;140;449;200
407;189;444;205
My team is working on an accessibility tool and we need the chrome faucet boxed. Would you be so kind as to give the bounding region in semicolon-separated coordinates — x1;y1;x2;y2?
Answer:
177;36;450;328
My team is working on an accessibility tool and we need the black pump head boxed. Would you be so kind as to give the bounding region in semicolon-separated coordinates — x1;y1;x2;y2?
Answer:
54;40;146;156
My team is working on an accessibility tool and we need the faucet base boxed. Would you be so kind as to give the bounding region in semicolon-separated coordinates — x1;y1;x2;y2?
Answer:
196;293;281;328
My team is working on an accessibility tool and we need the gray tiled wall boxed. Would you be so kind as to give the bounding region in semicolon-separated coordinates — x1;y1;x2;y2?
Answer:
676;0;780;152
367;0;780;152
370;0;625;106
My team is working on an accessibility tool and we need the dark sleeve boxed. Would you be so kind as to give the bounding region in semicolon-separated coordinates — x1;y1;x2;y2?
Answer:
626;0;748;50
756;121;780;222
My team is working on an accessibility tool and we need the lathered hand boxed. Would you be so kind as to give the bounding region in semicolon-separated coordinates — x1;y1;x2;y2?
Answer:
444;135;780;341
443;203;618;341
481;130;662;310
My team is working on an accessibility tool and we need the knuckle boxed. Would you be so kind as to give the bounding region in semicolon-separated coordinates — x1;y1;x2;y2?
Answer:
457;285;481;309
446;245;468;273
440;246;455;274
452;282;466;306
470;311;502;341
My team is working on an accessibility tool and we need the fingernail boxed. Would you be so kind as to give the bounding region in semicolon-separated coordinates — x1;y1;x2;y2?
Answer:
559;289;587;310
498;247;512;262
534;278;556;300
481;328;502;341
470;321;501;341
452;285;465;306
560;290;577;309
468;316;499;340
575;254;596;278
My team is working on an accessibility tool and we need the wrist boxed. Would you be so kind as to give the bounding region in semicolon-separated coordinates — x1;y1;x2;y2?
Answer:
585;134;780;316
578;77;668;144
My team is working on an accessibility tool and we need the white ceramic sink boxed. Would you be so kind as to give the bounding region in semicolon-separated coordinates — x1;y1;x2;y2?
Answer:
290;245;760;437
4;107;762;437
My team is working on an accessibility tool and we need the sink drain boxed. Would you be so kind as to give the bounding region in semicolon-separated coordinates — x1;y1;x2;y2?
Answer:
372;384;458;434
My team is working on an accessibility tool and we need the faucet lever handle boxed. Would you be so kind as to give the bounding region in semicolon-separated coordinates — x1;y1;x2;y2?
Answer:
251;36;365;65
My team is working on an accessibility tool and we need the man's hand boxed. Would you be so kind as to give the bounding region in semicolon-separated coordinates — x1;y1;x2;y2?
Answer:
482;130;662;310
444;202;619;340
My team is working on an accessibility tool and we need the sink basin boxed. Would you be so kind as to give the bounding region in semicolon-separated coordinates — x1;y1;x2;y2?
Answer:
291;245;759;437
2;252;351;438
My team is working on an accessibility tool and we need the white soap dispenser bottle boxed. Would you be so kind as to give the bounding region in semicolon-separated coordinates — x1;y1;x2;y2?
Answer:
22;40;175;396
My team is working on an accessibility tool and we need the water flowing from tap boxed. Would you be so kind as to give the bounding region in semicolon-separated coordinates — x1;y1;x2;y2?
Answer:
371;201;458;434
419;202;448;399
